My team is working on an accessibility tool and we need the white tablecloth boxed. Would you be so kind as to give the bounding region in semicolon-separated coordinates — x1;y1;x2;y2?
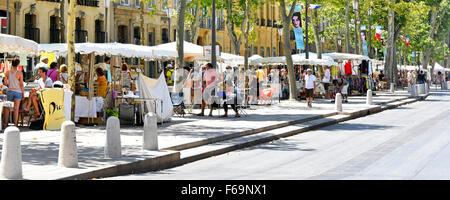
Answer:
74;96;104;122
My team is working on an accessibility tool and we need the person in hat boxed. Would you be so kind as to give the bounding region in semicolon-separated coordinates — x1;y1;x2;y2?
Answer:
166;64;174;86
34;56;49;80
304;68;316;108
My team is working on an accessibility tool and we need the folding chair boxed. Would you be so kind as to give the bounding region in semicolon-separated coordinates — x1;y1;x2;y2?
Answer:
171;92;186;117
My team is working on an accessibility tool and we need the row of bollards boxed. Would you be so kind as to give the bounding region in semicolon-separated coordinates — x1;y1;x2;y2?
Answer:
0;112;159;180
334;90;373;112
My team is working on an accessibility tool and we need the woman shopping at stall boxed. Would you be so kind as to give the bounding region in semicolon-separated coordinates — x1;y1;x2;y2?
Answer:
96;67;108;98
2;58;25;129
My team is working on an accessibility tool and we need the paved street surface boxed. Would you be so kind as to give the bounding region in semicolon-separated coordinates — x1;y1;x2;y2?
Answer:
0;89;428;180
104;89;450;180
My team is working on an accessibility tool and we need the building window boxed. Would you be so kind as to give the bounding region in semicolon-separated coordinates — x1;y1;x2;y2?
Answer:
24;13;40;43
134;27;140;45
267;47;270;57
75;17;88;43
49;15;60;43
120;0;130;6
148;31;154;46
118;25;128;43
253;47;258;55
260;47;264;57
95;20;105;43
272;47;276;57
134;0;140;8
162;28;169;43
173;0;178;9
148;0;155;9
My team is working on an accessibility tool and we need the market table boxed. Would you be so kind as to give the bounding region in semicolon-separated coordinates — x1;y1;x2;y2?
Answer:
115;96;163;126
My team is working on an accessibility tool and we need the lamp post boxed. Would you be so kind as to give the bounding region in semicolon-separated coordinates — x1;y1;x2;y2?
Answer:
278;28;282;56
352;0;358;55
166;7;173;42
305;0;309;59
5;0;10;34
368;8;372;59
211;0;216;68
104;0;110;43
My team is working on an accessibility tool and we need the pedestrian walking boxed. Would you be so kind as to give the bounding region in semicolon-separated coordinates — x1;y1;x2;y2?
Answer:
304;69;316;108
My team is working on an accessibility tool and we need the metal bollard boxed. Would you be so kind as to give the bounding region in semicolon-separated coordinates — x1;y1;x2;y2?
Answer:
143;112;158;150
0;127;22;179
105;116;122;158
335;93;343;112
366;90;373;105
390;83;395;93
58;121;78;168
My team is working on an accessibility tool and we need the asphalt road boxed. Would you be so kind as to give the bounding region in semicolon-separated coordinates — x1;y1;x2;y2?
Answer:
104;89;450;180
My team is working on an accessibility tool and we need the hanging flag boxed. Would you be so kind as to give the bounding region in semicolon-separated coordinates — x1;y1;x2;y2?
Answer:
375;26;382;42
405;35;410;48
309;4;324;10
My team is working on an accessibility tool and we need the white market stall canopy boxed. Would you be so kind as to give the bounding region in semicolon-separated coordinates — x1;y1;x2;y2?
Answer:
322;52;370;61
38;42;177;60
250;53;338;66
154;41;204;58
194;52;245;66
0;33;39;56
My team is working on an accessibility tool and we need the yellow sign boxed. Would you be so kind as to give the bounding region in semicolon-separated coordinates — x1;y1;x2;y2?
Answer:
40;88;66;130
40;52;56;65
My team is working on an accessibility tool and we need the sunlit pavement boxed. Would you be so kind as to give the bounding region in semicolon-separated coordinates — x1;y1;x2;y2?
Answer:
104;89;450;180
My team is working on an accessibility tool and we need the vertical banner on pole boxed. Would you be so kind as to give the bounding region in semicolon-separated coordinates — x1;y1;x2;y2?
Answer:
291;5;304;51
294;28;305;50
361;25;368;56
375;26;383;42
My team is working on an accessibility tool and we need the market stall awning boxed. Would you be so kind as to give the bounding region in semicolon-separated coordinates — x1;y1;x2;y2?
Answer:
38;43;177;60
0;33;39;56
154;41;204;58
250;53;337;66
322;52;370;61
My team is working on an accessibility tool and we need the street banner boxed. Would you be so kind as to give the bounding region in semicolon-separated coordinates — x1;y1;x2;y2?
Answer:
361;25;368;56
375;26;383;42
412;51;415;63
40;88;66;131
294;28;305;50
40;52;56;65
292;12;302;28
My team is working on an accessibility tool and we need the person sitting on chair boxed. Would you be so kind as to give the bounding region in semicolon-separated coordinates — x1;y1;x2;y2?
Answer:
25;67;53;118
221;66;240;118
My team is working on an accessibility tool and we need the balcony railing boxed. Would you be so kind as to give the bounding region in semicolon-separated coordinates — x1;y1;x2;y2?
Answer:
25;27;40;43
95;31;105;43
75;29;88;43
50;28;61;43
77;0;99;7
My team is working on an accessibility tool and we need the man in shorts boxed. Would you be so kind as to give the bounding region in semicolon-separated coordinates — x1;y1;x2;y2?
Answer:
304;69;316;108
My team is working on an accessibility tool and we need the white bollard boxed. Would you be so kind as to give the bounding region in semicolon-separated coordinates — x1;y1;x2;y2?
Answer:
0;127;22;179
390;83;395;93
58;121;78;168
366;90;373;105
143;112;158;150
105;116;122;158
335;93;343;112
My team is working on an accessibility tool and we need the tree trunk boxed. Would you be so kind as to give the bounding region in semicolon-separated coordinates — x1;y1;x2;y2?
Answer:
280;0;298;101
311;9;321;59
67;0;76;121
422;10;437;70
385;6;395;84
140;2;145;74
345;0;351;53
174;0;186;93
225;0;242;55
188;3;202;44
